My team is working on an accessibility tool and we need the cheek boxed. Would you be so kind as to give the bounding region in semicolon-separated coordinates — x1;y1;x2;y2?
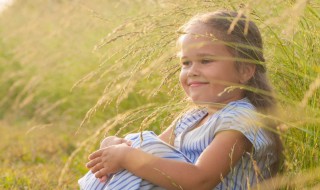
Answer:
179;70;189;91
179;69;186;84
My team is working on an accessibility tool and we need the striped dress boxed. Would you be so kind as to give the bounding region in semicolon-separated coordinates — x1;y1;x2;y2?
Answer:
173;98;278;189
79;98;278;190
79;131;190;190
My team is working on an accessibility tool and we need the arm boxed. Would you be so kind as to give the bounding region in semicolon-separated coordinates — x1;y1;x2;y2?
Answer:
87;130;252;190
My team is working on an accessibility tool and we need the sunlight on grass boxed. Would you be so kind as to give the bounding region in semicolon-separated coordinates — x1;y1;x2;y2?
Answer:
0;0;319;189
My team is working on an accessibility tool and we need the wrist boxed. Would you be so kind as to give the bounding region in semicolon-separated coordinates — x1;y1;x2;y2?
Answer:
119;145;135;168
120;147;155;173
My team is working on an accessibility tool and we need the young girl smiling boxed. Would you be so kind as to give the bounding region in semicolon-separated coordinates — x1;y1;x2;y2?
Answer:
81;10;282;190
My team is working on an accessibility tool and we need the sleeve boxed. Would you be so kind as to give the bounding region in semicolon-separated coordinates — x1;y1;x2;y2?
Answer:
213;104;273;158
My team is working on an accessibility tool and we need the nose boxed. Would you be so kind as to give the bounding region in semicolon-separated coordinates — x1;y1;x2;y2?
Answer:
187;62;200;77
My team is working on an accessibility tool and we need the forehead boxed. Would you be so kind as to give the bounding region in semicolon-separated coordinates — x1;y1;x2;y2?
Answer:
177;23;232;57
178;23;218;48
179;34;217;48
178;35;228;57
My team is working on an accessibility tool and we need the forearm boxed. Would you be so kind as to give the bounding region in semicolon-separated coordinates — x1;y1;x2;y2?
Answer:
121;148;217;190
88;131;248;189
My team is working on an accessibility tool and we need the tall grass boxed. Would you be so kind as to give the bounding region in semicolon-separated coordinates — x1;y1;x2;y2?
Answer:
0;0;319;189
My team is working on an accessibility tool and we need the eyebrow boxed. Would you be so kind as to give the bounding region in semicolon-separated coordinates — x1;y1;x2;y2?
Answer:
180;53;217;59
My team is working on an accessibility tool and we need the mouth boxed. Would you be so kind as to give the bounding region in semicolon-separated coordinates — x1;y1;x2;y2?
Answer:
188;81;209;87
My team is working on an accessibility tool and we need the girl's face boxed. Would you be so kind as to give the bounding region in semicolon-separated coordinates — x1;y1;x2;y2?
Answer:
178;24;245;105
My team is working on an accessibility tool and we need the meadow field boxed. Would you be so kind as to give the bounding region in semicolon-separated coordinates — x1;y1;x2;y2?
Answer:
0;0;319;189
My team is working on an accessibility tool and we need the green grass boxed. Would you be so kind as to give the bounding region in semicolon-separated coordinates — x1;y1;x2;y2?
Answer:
0;0;319;189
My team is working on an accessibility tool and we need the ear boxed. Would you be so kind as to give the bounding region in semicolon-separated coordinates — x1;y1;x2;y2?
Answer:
239;64;256;84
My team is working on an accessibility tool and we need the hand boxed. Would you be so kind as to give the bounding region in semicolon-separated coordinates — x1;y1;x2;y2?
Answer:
91;136;131;182
100;136;132;149
86;143;132;182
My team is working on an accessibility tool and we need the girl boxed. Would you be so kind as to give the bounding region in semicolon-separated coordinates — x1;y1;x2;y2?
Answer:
81;10;282;190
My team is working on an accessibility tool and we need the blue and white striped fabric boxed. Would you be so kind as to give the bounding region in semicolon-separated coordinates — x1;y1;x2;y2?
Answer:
78;131;191;190
173;98;277;189
79;98;278;190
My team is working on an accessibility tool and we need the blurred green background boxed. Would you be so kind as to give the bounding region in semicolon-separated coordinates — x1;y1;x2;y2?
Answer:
0;0;319;189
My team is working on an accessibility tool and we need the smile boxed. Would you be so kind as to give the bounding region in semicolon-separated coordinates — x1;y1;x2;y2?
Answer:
188;82;209;87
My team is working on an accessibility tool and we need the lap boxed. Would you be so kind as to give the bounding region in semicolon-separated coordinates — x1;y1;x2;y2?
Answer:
79;131;190;190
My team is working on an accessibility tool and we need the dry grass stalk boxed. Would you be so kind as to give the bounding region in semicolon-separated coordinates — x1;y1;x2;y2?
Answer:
300;75;320;107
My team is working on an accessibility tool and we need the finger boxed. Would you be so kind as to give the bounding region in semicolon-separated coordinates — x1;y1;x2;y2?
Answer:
99;175;108;183
86;157;101;169
122;139;132;146
95;168;109;179
89;149;103;160
91;162;104;173
125;140;132;146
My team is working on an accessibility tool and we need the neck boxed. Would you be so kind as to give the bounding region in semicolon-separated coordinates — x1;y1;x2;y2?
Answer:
206;106;219;115
202;96;246;115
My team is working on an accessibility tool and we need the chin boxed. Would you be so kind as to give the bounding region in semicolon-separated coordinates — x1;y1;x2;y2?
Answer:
190;95;225;104
190;98;215;105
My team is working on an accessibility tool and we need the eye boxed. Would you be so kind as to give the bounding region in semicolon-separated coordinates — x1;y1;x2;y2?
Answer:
201;59;213;64
181;60;191;66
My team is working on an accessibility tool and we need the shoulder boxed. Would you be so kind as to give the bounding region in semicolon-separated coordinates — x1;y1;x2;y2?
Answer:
214;98;275;157
215;98;258;127
221;98;256;116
